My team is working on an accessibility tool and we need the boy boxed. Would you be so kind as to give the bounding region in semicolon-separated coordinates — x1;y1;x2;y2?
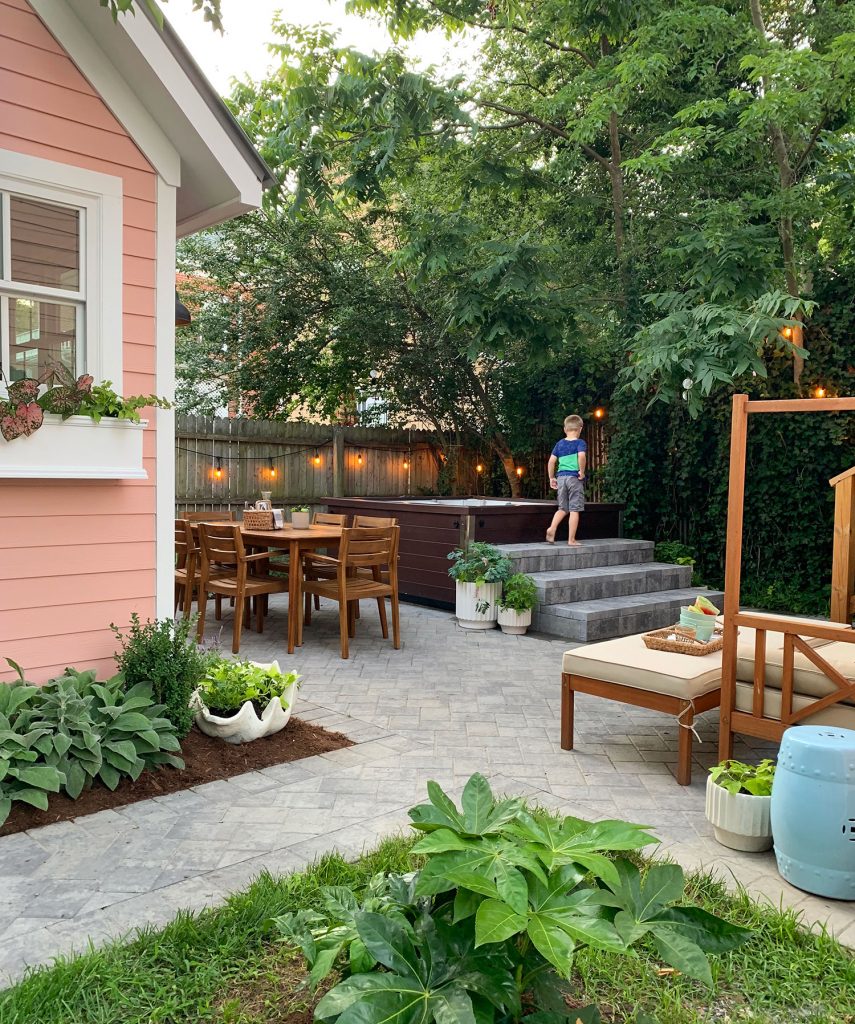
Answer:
546;414;586;545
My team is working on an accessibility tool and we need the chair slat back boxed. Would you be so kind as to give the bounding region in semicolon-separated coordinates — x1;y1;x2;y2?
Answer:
199;522;244;569
175;520;190;568
314;512;348;526
340;526;397;569
353;515;398;528
185;510;235;522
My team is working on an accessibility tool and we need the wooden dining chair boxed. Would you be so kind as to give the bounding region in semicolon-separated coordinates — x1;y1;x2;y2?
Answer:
351;515;399;619
174;519;198;619
302;512;349;621
196;523;288;653
299;526;400;659
184;510;235;522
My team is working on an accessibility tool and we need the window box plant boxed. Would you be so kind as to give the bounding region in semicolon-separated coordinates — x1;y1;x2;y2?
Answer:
192;659;300;744
496;572;538;635
290;505;311;529
447;542;513;630
705;758;775;852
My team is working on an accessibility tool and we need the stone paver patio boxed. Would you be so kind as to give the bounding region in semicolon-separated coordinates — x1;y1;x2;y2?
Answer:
0;597;852;983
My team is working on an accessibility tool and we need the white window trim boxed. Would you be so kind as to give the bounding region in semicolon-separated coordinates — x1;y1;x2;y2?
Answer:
0;148;122;390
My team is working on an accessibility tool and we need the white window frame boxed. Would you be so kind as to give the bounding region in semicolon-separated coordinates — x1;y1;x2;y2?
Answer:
0;149;122;394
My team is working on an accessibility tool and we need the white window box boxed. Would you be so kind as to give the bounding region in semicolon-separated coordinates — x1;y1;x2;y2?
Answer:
0;414;147;479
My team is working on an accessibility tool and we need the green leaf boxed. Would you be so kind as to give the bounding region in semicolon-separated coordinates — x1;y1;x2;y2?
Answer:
16;765;64;792
657;906;751;953
637;864;685;921
494;863;528;916
355;912;421;980
63;760;88;800
412;828;476;855
315;973;424;1022
649;924;713;987
310;943;343;988
461;774;494;834
12;787;49;811
0;796;11;825
525;914;576;976
98;763;121;791
114;712;156;732
474;899;526;946
453;888;482;923
431;985;476;1024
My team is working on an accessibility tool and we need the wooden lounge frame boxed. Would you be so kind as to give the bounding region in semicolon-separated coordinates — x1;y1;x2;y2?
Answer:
718;394;855;761
561;675;721;785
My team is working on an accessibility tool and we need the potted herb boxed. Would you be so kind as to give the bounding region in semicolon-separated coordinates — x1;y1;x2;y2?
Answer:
290;505;311;529
192;659;300;744
447;542;513;630
705;758;775;852
497;573;538;635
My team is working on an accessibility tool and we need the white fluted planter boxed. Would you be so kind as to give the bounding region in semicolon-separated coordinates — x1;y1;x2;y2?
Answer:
497;607;532;635
705;775;772;852
455;581;501;630
193;662;297;744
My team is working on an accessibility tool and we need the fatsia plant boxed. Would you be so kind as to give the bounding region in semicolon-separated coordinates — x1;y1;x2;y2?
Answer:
276;774;751;1024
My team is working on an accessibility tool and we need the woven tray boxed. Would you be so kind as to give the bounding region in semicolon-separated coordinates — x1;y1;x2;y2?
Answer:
242;509;275;530
642;625;723;656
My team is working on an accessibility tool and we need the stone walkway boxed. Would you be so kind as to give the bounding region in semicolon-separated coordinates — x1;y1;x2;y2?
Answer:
0;598;852;983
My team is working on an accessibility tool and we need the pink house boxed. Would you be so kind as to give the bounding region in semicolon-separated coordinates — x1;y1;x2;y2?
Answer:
0;0;271;681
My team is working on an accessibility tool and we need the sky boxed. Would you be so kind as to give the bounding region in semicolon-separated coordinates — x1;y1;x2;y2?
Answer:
166;0;477;95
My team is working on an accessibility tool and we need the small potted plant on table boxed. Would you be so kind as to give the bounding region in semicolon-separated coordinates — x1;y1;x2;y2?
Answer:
290;505;311;529
497;572;538;635
705;758;775;852
193;659;300;744
447;542;513;630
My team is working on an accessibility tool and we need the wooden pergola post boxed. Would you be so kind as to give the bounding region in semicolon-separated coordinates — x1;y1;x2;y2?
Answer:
718;394;855;761
830;466;855;624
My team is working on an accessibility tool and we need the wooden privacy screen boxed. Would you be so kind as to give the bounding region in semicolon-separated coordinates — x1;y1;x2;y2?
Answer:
830;465;855;623
718;394;855;761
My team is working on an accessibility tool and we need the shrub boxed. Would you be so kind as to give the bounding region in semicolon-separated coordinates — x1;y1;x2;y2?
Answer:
0;663;183;824
497;573;538;612
447;543;513;585
277;774;751;1024
111;614;208;738
195;658;299;718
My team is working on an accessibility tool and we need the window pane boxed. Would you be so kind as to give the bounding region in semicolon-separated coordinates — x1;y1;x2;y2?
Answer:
10;196;80;291
8;296;78;381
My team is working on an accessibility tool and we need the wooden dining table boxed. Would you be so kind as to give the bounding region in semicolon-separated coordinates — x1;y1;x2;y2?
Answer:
191;522;343;655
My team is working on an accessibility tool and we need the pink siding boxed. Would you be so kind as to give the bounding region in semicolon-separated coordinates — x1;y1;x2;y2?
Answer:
0;0;159;682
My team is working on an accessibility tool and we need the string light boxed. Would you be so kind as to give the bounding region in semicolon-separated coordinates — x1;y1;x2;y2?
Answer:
813;385;827;399
267;458;277;479
516;466;524;478
312;450;321;467
781;326;794;341
402;458;409;470
213;456;223;481
476;463;484;473
593;407;605;420
356;451;363;466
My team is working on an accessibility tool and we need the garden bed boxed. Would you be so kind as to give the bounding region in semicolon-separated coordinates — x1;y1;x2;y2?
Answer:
0;718;351;837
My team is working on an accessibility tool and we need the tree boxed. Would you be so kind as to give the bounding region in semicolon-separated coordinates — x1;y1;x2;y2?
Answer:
99;0;223;31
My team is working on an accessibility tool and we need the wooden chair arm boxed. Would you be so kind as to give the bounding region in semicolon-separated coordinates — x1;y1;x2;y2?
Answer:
244;550;274;563
303;553;340;567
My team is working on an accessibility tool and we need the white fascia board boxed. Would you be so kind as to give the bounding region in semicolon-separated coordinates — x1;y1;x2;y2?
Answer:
28;0;181;188
118;11;263;206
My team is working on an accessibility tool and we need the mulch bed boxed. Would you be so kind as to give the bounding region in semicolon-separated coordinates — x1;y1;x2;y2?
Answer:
0;718;352;838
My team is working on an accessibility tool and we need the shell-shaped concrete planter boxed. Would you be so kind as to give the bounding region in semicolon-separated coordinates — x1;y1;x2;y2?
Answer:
705;775;772;852
193;662;297;744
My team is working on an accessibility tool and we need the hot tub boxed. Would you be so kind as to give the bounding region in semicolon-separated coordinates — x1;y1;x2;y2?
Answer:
323;496;624;605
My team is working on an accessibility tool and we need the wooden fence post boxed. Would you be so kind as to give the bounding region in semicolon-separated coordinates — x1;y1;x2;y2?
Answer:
332;426;345;497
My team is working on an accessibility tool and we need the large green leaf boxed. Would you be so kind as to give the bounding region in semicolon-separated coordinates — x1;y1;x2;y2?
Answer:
461;774;494;834
493;863;527;916
315;972;426;1023
413;829;477;855
648;924;713;987
526;914;576;976
0;796;11;825
113;712;156;732
356;912;423;981
63;760;88;799
657;906;751;953
431;984;476;1024
11;787;49;811
16;764;64;792
473;899;526;946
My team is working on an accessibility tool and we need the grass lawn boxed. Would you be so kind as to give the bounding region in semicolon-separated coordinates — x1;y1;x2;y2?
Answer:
0;836;851;1024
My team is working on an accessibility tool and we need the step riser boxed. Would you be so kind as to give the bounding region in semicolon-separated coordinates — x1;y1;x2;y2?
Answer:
534;565;692;605
502;542;654;574
534;591;725;643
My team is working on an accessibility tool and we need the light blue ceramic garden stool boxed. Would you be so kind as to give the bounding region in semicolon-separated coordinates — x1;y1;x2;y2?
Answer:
771;725;855;899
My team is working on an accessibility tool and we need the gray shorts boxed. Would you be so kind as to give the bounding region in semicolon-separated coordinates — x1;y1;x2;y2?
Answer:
556;475;585;513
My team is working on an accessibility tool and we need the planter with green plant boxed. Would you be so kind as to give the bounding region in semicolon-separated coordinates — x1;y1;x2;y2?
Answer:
447;543;513;630
276;772;751;1024
192;658;300;743
497;573;538;635
290;505;311;529
706;758;775;852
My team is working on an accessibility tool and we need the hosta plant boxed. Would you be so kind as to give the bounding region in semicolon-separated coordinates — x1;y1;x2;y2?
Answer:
277;774;750;1024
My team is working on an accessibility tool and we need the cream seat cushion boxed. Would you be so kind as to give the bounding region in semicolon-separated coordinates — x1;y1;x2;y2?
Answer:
735;681;855;729
562;634;721;700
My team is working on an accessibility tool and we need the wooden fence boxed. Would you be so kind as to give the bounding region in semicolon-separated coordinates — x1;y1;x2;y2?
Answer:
175;415;610;512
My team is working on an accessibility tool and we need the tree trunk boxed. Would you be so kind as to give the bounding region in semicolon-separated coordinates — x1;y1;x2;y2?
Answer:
748;0;804;384
498;450;522;497
461;361;521;496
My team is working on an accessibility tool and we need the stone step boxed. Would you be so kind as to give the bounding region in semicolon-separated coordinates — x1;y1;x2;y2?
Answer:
531;561;693;605
498;538;654;574
532;587;726;644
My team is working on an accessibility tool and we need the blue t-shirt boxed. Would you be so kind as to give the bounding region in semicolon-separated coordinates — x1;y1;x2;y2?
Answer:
552;438;587;477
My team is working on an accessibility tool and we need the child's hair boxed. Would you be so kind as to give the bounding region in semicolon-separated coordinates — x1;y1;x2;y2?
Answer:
563;414;583;433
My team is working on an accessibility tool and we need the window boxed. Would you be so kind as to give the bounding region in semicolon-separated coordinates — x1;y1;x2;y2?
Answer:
0;150;122;393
